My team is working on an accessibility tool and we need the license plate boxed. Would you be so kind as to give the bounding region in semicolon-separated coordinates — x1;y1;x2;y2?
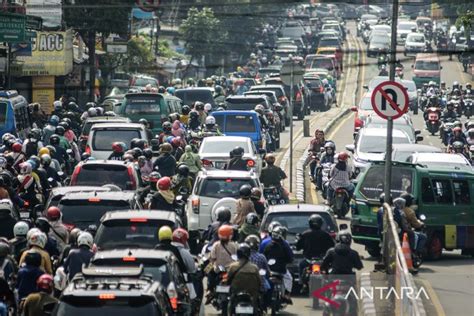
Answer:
236;306;254;314
216;285;230;293
214;161;226;169
372;206;379;213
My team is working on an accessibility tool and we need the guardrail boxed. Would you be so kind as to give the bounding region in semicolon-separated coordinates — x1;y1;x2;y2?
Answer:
382;203;426;316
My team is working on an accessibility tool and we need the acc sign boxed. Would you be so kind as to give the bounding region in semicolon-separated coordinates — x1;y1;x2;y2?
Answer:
136;0;160;12
371;81;409;120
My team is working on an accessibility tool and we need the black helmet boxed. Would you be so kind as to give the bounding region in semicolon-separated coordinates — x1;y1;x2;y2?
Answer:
158;86;166;93
162;121;172;133
132;147;143;159
182;105;191;115
55;126;65;136
58;121;70;130
177;164;189;176
216;206;231;223
232;146;244;158
0;242;10;258
245;212;259;225
237;243;251;260
81;152;90;161
134;139;147;150
308;214;323;230
267;221;281;234
214;85;223;94
244;234;260;251
400;193;414;207
194;101;204;111
239;184;252;198
336;230;352;245
189;111;199;120
49;134;60;146
143;148;153;159
250;187;262;200
35;217;50;233
271;226;285;241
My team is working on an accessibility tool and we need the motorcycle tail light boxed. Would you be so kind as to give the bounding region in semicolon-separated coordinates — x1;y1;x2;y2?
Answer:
312;264;321;273
247;159;255;167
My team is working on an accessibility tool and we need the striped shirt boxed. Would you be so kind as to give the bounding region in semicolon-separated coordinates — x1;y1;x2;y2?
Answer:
329;164;352;189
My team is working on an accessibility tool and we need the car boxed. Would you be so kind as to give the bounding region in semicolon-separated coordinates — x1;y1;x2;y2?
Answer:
307;55;339;80
366;77;418;112
250;85;291;126
367;33;390;57
411;53;442;88
416;16;433;32
186;169;262;248
305;68;336;90
79;116;130;152
94;210;182;251
321;23;345;41
345;127;414;174
260;204;338;284
274;48;298;62
70;160;142;190
57;190;142;230
225;95;273;112
404;33;426;56
175;87;216;108
86;122;148;160
44;186;114;209
397;20;417;44
303;73;328;111
363;114;423;143
391;144;442;162
129;74;159;90
54;266;173;316
315;47;343;71
279;21;306;40
406;153;473;172
369;24;391;38
357;14;378;37
317;36;342;51
198;136;265;174
263;78;308;120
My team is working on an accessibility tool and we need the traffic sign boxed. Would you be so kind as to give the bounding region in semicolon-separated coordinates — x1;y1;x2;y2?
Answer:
280;62;304;86
26;15;42;31
371;81;409;120
0;12;26;43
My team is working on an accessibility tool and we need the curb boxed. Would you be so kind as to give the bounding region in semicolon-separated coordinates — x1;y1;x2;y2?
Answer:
360;272;377;316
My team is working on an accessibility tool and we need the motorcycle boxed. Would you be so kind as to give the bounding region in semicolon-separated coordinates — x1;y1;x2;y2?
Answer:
213;265;231;316
463;96;473;118
470;145;474;165
263;186;287;205
230;291;258;316
451;95;463;115
331;187;350;219
418;92;428;112
321;277;357;316
319;162;332;199
267;259;287;316
395;66;404;79
425;107;441;135
412;214;427;269
300;258;323;309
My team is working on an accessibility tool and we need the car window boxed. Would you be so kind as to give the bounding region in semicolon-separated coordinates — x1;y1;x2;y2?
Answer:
318;38;340;47
359;166;413;200
358;134;410;153
408;35;425;43
92;129;141;151
224;115;256;133
59;200;130;228
414;61;440;71
175;90;215;106
198;178;257;199
431;179;453;204
75;164;131;189
134;78;158;87
200;140;249;154
226;100;263;111
263;212;336;234
421;178;435;203
452;180;470;205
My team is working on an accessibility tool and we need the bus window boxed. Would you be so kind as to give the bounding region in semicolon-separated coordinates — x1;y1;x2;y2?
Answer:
0;102;7;127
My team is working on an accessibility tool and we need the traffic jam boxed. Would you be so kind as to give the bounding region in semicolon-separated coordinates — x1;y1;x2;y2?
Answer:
0;1;473;316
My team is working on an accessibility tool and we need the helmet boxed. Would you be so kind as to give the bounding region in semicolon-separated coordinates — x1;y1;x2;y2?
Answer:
245;212;259;225
231;146;244;158
177;164;189;176
182;105;191;115
336;231;352;245
132;147;143;159
309;214;324;230
267;221;281;233
85;101;96;109
0;242;9;258
393;197;406;209
171;137;181;149
204;103;212;112
218;224;233;240
216;206;231;223
12;142;22;153
55;126;65;136
244;234;260;251
143;148;153;159
148;171;161;184
166;87;176;95
452;141;464;152
250;187;262;200
158;226;173;241
237;243;251;260
112;142;124;153
214;85;223;94
29;155;40;169
70;228;82;244
453;81;459;88
162;121;172;133
58;121;69;130
157;176;171;190
468;128;474;137
160;143;172;153
271;226;285;241
239;184;252;198
53;100;62;111
46;206;61;221
49;115;60;126
254;104;265;115
172;228;189;244
38;147;50;157
453;126;462;134
28;231;47;248
194;101;204;111
324;141;336;151
189;111;199;120
46;145;56;155
35;217;50;233
37;274;54;292
13;221;29;237
77;232;93;248
466;83;472;89
19;162;32;175
87;108;97;117
400;193;414;207
138;118;148;126
265;153;276;164
337;152;349;162
205;116;216;125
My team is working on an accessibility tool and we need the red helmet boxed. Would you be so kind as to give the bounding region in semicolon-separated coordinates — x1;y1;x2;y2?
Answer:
112;142;123;153
453;127;462;133
171;137;181;148
12;143;22;153
218;224;233;240
172;228;189;244
36;274;54;292
338;152;349;162
46;206;61;221
157;176;171;191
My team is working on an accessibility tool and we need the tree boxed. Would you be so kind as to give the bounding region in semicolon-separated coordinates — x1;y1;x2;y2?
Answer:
456;10;474;42
125;36;154;73
64;0;130;100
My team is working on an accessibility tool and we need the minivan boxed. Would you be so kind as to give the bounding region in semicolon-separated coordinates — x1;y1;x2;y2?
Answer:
175;87;216;108
0;90;31;139
350;161;474;259
211;110;264;149
411;53;442;88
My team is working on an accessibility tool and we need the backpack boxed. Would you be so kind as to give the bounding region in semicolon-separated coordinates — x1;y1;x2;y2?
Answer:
25;140;38;157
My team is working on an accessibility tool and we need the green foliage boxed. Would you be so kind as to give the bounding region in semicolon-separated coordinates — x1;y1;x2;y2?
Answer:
125;36;154;73
455;10;474;38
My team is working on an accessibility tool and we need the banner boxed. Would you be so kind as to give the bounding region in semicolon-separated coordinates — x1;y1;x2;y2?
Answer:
32;76;55;113
14;30;73;76
26;0;62;29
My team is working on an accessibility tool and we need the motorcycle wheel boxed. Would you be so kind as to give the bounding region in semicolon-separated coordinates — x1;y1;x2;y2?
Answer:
412;253;423;269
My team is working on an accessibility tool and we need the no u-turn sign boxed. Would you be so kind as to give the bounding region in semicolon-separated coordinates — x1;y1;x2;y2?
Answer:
370;81;409;120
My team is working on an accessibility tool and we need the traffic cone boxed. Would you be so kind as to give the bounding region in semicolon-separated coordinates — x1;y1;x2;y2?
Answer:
402;233;414;271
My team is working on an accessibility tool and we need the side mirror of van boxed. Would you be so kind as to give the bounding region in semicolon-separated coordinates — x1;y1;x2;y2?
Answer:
345;144;355;153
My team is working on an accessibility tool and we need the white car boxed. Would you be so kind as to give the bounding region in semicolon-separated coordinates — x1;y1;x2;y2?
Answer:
407;153;473;172
397;21;417;44
404;33;426;56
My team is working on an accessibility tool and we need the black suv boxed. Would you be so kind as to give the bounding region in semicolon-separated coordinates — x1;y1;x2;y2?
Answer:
53;266;172;316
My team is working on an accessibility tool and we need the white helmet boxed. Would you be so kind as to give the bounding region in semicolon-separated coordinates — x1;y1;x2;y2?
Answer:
77;232;93;248
205;116;216;125
13;221;29;237
53;100;62;109
19;162;32;175
26;227;41;240
204;103;212;112
87;108;97;117
0;199;13;215
28;231;47;248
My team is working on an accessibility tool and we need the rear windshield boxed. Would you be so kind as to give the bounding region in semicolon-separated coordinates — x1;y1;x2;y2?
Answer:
304;79;322;89
226;99;264;111
124;95;162;115
415;60;440;71
359;166;414;200
197;178;258;199
55;299;160;316
223;115;257;133
134;78;158;87
310;58;334;70
74;164;130;189
175;90;215;107
59;200;130;228
95;220;175;250
252;88;284;98
90;261;170;286
92;129;141;151
359;135;410;153
262;212;336;234
200;140;249;154
318;38;339;47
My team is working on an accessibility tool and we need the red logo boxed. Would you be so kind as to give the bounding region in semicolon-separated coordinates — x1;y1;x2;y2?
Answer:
312;280;341;308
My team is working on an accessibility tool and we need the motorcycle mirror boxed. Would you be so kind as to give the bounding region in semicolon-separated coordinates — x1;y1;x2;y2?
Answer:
47;177;54;183
419;214;426;221
66;149;73;155
259;269;267;276
57;171;64;177
414;129;421;135
231;255;238;261
268;259;276;265
339;223;348;230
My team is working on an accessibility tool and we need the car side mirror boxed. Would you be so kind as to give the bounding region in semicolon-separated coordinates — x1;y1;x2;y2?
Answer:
416;135;424;142
345;144;355;153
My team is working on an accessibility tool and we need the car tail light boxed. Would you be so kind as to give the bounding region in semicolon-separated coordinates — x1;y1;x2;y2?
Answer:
85;145;91;154
122;256;136;262
247;159;255;167
70;166;80;185
88;197;101;202
192;198;199;214
319;86;324;93
99;293;116;300
64;223;75;231
127;167;137;189
296;91;302;102
312;264;321;273
201;159;213;167
130;218;148;222
330;232;337;239
167;283;179;311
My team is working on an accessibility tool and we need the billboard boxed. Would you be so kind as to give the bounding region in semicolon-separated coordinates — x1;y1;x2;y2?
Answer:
14;30;73;76
26;0;62;29
32;76;55;113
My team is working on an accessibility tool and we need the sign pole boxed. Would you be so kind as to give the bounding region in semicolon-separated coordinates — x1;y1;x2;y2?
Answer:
384;0;399;203
289;62;294;193
6;44;11;89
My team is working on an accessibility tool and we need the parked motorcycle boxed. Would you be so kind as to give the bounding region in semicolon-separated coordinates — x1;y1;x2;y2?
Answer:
425;107;441;135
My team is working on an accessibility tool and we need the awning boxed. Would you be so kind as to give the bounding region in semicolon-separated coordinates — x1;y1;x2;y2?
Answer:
132;8;154;20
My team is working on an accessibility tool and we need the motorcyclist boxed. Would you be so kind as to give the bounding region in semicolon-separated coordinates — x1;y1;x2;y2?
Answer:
42;116;59;146
259;154;287;196
188;111;201;131
171;228;196;274
327;152;354;203
451;140;469;159
155;226;187;272
202;116;222;137
308;129;326;178
245;234;271;308
150;177;178;211
54;126;71;151
379;64;388;76
10;221;29;262
49;135;68;167
22;274;57;316
448;127;468;147
178;145;202;179
63;232;94;281
17;162;40;208
400;193;427;253
250;187;265;219
321;230;363;274
232;185;256;226
315;141;336;189
296;214;335;290
426;81;438;97
139;118;154;140
158;121;173;145
23;129;44;158
180;105;191;126
171;164;193;196
153;143;176;177
40;154;61;186
170;137;185;161
34;218;60;258
19;230;52;275
226;147;248;171
238;213;260;242
0;242;15;281
16;252;45;302
140;148;154;177
203;206;232;245
214;85;226;104
464;82;473;96
467;128;474;145
108;142;126;160
194;102;207;124
46;207;69;253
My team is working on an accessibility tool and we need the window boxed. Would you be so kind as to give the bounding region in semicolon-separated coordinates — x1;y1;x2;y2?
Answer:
359;166;413;200
421;178;435;203
224;115;256;133
453;180;471;205
198;178;257;199
415;61;440;71
431;179;453;204
74;164;132;189
0;102;7;127
92;129;141;151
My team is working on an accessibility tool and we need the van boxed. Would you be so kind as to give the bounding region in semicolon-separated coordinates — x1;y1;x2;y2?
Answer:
411;53;442;88
350;161;474;259
211;110;264;149
0;90;31;139
116;93;181;134
175;87;215;109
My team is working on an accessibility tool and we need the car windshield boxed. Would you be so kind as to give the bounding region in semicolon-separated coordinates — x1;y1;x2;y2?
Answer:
358;134;410;153
95;220;175;250
252;88;284;98
359;166;414;200
310;59;334;70
408;35;425;43
198;178;257;199
74;164;131;189
200;140;249;154
124;94;162;115
415;61;440;71
368;78;416;92
371;36;388;44
318;38;339;47
92;129;141;151
55;300;159;316
226;100;263;111
304;79;322;89
365;123;414;141
399;23;415;30
222;114;256;133
59;200;130;228
134;78;157;87
262;212;336;234
175;90;215;106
